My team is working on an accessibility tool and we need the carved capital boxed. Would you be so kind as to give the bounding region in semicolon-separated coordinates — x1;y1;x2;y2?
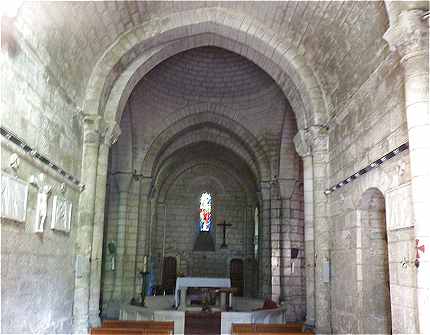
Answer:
384;9;429;62
101;121;121;146
80;114;102;144
294;126;328;157
293;129;311;158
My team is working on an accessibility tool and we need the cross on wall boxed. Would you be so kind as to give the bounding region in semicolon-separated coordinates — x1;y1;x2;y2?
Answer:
415;239;426;268
217;221;232;248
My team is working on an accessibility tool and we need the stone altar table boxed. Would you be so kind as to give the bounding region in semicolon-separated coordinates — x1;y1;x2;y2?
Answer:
175;277;231;309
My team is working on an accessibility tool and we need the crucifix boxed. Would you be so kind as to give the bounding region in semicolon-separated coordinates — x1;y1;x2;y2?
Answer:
218;220;232;248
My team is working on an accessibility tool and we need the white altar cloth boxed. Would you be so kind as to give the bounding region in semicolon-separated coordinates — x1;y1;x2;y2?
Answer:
175;277;231;307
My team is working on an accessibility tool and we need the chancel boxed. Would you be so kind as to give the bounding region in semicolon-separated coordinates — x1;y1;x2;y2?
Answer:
2;1;430;335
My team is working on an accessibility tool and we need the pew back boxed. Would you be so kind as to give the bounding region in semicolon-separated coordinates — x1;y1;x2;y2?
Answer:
91;327;171;335
231;323;313;335
102;320;174;330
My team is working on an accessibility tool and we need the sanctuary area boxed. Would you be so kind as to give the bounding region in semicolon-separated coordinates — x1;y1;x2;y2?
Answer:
1;1;429;334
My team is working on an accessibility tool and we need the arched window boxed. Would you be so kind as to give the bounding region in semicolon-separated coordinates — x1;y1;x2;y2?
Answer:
199;192;212;232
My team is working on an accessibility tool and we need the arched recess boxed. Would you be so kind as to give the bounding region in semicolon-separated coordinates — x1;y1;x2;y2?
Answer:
82;7;328;131
357;188;392;334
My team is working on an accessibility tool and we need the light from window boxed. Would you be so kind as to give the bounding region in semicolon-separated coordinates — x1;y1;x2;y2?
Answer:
199;192;212;232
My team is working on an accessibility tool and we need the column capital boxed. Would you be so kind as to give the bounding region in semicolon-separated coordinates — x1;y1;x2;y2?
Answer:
101;121;121;146
384;9;429;62
79;113;102;144
294;126;328;157
294;129;311;158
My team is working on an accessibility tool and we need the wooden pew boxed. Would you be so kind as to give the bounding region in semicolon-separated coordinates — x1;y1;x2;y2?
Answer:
232;323;314;335
99;320;174;335
90;328;143;335
102;320;174;331
91;327;171;335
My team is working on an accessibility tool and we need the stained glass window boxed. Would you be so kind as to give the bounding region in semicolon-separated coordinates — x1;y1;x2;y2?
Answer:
199;192;212;232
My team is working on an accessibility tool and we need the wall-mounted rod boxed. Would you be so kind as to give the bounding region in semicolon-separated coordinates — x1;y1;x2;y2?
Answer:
1;126;84;189
111;170;146;181
324;142;409;195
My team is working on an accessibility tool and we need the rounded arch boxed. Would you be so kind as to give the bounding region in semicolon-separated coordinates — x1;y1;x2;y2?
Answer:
358;187;386;211
155;128;258;181
83;7;328;130
156;160;255;204
141;111;271;181
357;187;392;334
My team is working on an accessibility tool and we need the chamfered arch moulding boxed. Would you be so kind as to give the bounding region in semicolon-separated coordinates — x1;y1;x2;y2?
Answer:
155;159;256;205
139;111;272;182
82;7;329;134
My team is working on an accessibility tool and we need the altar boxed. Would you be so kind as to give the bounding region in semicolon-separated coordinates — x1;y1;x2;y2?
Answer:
120;296;287;335
175;277;231;309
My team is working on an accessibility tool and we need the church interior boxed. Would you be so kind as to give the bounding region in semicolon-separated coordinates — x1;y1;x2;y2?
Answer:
1;1;429;334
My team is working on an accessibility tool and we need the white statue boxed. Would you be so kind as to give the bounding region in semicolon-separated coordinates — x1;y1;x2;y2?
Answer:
32;173;52;233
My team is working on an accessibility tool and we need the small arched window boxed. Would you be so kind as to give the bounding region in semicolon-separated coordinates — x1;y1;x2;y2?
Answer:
199;192;212;232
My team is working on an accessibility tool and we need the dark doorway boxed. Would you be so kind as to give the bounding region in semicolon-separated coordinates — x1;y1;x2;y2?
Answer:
162;256;177;295
230;258;244;296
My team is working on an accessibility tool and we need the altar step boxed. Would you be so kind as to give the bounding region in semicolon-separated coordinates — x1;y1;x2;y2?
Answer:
184;311;221;335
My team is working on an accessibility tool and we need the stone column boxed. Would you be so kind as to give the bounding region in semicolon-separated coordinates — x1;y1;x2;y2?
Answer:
112;173;133;306
88;122;121;327
294;130;315;326
270;179;282;303
135;177;153;298
259;181;272;298
306;126;330;333
384;10;429;334
73;115;101;333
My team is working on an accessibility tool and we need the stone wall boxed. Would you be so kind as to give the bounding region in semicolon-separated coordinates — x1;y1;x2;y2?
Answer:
153;164;256;294
1;18;82;332
327;53;417;333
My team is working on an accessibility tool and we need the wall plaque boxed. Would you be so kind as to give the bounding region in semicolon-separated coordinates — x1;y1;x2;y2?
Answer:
50;195;72;233
386;182;414;231
0;173;28;223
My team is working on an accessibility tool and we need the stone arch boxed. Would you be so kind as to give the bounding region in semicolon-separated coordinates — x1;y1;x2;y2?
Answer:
357;188;392;334
154;129;258;182
141;111;271;181
83;7;328;130
156;160;255;205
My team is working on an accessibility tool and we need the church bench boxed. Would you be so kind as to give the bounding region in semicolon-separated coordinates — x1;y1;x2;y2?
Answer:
91;327;171;335
102;320;174;331
232;323;313;335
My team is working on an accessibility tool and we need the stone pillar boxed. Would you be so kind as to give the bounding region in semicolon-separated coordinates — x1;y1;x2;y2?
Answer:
112;173;132;304
88;122;121;327
294;130;315;327
135;177;153;298
259;181;272;298
311;127;330;333
270;179;282;303
384;10;429;334
73;115;101;333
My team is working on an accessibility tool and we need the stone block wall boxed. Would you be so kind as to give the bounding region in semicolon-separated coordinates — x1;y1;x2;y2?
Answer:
153;165;257;296
2;20;82;332
327;53;417;333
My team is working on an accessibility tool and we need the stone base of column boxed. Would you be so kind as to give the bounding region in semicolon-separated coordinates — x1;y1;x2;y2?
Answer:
89;313;102;328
